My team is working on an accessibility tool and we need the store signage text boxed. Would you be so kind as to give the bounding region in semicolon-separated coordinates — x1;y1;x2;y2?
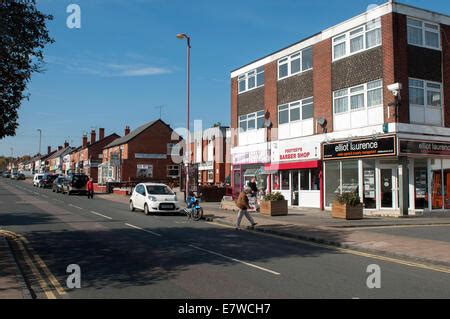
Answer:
323;136;396;160
400;140;450;156
279;147;311;161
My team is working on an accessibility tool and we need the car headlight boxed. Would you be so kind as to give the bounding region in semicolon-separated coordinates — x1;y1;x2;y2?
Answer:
148;196;157;202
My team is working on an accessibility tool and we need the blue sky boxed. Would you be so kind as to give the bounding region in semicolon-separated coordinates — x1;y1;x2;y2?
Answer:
1;0;449;157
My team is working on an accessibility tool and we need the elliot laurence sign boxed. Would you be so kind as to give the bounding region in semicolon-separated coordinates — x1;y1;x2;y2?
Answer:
323;135;397;160
399;140;450;156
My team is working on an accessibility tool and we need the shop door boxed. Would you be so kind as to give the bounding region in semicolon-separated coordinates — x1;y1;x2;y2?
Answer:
380;167;398;209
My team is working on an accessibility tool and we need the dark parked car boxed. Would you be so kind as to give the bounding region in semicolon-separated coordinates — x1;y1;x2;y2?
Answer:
62;174;89;195
13;173;26;180
2;171;11;178
38;174;58;188
52;176;66;193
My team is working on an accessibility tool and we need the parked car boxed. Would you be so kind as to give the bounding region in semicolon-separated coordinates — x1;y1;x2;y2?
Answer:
52;176;66;193
62;174;89;195
12;173;26;180
38;174;58;188
129;183;180;215
10;172;19;180
3;171;11;178
33;173;44;186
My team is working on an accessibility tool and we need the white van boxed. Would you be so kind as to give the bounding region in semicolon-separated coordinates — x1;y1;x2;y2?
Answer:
33;174;44;187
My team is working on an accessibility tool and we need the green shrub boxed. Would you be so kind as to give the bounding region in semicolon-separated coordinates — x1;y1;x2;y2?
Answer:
263;192;285;201
336;192;361;206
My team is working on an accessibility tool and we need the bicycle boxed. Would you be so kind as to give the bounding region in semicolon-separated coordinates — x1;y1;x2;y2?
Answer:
183;196;204;221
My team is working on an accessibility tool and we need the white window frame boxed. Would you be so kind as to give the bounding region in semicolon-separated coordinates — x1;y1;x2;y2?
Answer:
278;97;314;125
167;165;180;178
239;110;265;132
407;17;441;50
333;80;383;115
409;78;442;120
238;66;264;94
332;18;382;61
278;47;313;80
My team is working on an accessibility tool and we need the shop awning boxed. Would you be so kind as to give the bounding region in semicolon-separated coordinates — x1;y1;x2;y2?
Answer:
264;160;320;172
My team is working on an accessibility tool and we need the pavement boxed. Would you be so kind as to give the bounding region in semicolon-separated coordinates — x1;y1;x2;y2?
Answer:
1;178;450;298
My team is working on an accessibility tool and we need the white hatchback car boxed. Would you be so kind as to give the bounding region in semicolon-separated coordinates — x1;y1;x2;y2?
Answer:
33;173;44;187
129;183;180;215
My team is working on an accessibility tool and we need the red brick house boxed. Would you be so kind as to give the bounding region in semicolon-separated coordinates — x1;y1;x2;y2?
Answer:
99;119;182;184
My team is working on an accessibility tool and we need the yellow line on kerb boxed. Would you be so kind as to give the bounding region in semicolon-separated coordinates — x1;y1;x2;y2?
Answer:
207;221;450;275
0;230;66;298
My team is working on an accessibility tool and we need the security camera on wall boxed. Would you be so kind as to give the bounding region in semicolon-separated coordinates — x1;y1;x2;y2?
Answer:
387;83;402;97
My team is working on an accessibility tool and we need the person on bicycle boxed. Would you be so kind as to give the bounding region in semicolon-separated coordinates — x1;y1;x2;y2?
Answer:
186;191;198;209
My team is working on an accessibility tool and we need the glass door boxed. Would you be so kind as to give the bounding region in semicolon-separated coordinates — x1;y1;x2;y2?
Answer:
292;171;299;206
380;167;397;209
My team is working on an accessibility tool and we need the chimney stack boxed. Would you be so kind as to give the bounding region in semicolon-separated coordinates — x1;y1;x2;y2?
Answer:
64;141;69;148
125;126;131;136
58;145;63;151
90;129;96;144
99;128;105;140
82;134;88;148
47;146;51;154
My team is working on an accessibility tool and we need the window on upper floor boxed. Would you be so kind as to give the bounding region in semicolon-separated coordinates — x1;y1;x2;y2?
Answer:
278;47;313;80
278;97;314;125
407;18;440;50
409;78;442;126
239;110;265;132
332;18;381;61
238;66;264;94
333;79;383;114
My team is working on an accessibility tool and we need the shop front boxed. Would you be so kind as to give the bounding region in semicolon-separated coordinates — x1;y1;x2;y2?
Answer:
265;139;322;208
323;135;400;214
231;143;270;198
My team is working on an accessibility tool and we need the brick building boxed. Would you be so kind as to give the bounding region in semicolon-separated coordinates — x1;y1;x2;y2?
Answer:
231;1;450;215
99;119;182;184
69;128;120;182
190;126;231;186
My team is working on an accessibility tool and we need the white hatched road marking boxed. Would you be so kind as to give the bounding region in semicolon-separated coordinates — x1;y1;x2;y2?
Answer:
125;223;162;237
90;211;112;220
189;244;281;276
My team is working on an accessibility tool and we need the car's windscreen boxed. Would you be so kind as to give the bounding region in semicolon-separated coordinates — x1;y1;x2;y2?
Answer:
37;176;43;180
146;185;174;195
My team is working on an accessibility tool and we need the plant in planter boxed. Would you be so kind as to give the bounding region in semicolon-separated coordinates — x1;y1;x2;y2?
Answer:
260;192;288;216
331;192;363;220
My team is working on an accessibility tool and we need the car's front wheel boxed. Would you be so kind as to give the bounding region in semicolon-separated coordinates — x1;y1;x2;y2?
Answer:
144;204;151;215
129;201;135;212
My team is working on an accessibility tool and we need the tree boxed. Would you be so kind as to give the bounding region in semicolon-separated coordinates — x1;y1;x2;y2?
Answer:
0;0;53;139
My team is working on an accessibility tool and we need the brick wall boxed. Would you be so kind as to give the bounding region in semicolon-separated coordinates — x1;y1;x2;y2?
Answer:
264;61;278;140
313;38;332;134
277;70;313;105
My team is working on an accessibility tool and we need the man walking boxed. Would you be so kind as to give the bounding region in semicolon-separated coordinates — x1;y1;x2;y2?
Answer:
87;177;94;199
235;187;257;230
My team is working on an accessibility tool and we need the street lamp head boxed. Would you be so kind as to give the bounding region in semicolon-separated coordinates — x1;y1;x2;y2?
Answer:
176;33;187;40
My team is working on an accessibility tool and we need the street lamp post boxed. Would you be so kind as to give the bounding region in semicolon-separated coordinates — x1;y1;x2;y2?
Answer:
177;33;191;200
37;129;42;155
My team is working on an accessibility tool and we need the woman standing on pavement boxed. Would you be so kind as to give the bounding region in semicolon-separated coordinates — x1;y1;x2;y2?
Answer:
87;177;94;199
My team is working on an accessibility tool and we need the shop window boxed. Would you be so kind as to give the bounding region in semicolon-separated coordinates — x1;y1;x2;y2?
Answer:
137;164;153;178
300;170;309;191
310;168;320;191
363;160;376;209
414;159;428;210
273;174;280;191
443;160;450;210
325;161;341;207
431;159;442;210
342;160;359;194
281;171;290;190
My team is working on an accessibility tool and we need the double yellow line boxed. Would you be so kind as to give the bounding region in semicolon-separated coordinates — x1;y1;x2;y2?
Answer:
0;230;66;299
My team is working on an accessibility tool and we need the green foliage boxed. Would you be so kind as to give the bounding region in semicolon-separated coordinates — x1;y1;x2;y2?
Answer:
0;0;54;138
263;192;285;201
336;192;361;207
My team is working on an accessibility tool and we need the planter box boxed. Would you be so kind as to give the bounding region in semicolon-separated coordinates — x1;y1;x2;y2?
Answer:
331;201;363;220
113;188;129;196
260;200;288;216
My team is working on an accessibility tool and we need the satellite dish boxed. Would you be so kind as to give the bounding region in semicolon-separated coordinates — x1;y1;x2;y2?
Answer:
264;119;272;128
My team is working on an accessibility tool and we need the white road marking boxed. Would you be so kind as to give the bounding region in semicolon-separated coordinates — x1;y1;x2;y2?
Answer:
42;194;49;198
52;198;63;203
124;223;162;237
68;204;83;210
90;211;112;220
32;192;39;195
189;244;281;276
